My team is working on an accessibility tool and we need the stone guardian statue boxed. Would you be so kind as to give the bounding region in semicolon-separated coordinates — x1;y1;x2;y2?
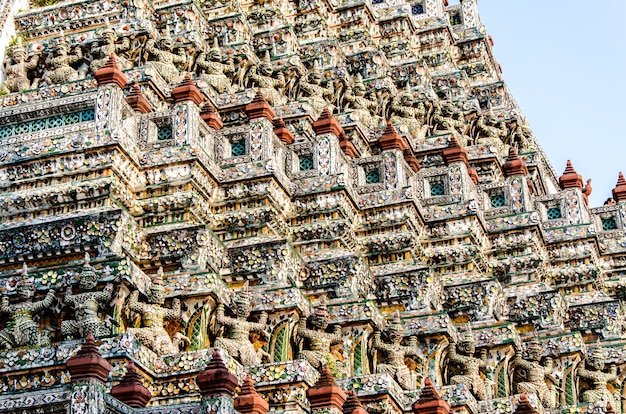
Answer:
214;282;271;365
126;267;190;355
62;253;114;339
0;264;56;349
372;310;421;390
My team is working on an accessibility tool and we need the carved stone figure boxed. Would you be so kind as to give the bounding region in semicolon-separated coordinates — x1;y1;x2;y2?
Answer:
126;268;189;355
195;38;236;94
214;282;271;366
0;264;56;349
42;37;83;86
475;111;507;147
296;299;345;377
513;339;557;409
447;329;488;400
296;62;334;113
372;311;420;390
145;35;186;84
0;39;38;94
62;253;114;340
89;24;130;73
578;347;621;413
246;51;286;106
389;88;427;141
432;102;467;146
506;119;534;151
343;74;378;129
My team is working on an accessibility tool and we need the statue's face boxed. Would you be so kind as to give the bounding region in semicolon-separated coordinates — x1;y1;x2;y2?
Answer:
589;357;605;371
149;287;166;305
528;348;542;362
79;277;98;291
310;314;329;330
58;45;69;56
160;38;173;50
235;301;251;318
13;52;25;63
103;32;116;44
309;72;322;85
260;63;272;76
460;341;475;355
354;84;365;96
17;284;34;300
209;49;221;61
389;330;403;343
401;94;412;105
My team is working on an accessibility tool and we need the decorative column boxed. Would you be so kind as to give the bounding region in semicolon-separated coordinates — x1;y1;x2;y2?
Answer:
311;108;349;175
512;394;538;414
612;172;626;203
110;361;152;408
66;333;111;414
502;146;531;213
306;365;347;414
94;55;127;141
171;74;204;147
378;121;413;189
125;83;152;114
244;90;276;162
234;375;269;414
412;378;450;414
558;160;591;217
343;390;368;414
196;349;238;414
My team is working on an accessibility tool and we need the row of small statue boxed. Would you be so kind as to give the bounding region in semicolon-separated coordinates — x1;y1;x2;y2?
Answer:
1;29;532;150
0;259;619;410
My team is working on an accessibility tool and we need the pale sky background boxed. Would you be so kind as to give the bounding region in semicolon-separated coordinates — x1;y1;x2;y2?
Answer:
477;1;626;207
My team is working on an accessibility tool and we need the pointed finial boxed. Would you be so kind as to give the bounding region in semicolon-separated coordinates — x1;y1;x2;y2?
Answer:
613;172;626;202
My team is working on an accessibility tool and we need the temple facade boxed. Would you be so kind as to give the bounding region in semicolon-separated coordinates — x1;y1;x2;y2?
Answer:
0;0;625;413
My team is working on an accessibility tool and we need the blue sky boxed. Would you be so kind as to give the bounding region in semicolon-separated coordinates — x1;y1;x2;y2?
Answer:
477;1;626;206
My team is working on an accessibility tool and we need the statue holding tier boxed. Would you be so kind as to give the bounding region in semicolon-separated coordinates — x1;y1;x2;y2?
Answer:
126;268;189;355
214;282;271;365
195;38;236;94
246;51;286;106
296;299;345;377
0;264;56;349
578;347;621;413
42;36;83;86
372;311;420;390
145;35;186;84
89;24;130;73
446;328;488;400
62;253;114;340
513;339;557;409
389;88;427;141
432;102;467;146
0;39;38;94
342;74;378;129
475;110;507;147
296;61;334;113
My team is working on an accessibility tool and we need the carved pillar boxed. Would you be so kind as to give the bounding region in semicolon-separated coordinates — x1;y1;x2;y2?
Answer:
412;377;450;414
234;375;269;414
312;108;346;176
343;390;368;414
512;394;539;414
66;333;111;414
110;361;152;408
94;55;127;142
306;365;347;414
196;349;238;414
379;121;412;189
244;90;277;162
171;74;203;147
